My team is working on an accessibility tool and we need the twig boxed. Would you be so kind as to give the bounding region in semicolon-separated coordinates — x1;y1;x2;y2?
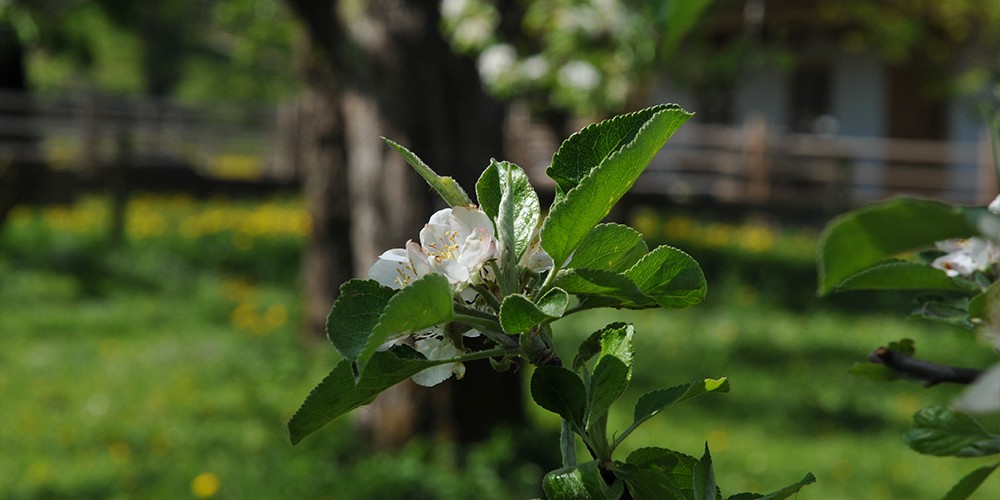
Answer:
868;347;985;387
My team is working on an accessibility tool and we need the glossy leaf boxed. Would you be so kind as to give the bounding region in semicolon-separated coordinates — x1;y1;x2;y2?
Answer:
904;405;1000;457
326;279;395;360
831;260;968;293
355;273;453;380
476;160;540;260
499;288;569;334
551;268;653;306
633;378;730;428
588;324;634;428
288;346;457;444
531;366;587;429
573;322;630;371
625;246;707;308
692;444;718;500
616;448;697;500
543;460;611;500
569;223;649;272
541;105;692;268
383;138;473;207
817;198;981;296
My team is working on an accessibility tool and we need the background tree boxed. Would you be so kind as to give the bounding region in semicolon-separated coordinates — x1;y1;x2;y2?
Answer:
284;0;517;447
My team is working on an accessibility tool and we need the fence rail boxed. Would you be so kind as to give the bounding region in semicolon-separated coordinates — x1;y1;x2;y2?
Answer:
508;109;997;213
0;89;295;182
3;91;998;213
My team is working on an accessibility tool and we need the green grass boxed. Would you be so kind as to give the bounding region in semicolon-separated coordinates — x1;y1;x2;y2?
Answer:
2;195;998;499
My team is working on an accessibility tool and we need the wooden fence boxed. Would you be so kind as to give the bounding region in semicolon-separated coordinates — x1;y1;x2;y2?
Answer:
3;90;997;212
509;109;998;214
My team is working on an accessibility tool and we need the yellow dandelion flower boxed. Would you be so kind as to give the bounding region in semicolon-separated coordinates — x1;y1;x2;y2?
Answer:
191;472;221;498
264;303;288;328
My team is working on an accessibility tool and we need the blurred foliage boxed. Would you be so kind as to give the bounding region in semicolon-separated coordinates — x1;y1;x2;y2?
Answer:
819;0;1000;67
440;0;712;117
2;0;298;101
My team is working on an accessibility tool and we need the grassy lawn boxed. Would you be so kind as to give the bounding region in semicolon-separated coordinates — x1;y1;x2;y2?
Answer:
1;195;998;499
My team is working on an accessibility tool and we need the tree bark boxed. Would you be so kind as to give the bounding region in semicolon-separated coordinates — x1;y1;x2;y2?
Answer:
287;0;523;447
0;22;41;230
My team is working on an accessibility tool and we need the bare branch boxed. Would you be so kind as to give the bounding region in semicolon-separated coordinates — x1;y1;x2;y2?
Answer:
868;347;985;387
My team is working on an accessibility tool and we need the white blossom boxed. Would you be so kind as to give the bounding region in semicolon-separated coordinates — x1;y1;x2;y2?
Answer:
440;0;469;20
952;363;1000;414
453;15;494;49
558;60;601;92
368;206;497;290
519;240;553;273
931;238;999;278
366;207;497;387
520;54;549;81
412;332;467;387
478;44;517;85
989;194;1000;215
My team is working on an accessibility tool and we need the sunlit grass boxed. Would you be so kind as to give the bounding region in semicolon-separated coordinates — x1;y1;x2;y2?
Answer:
2;195;998;498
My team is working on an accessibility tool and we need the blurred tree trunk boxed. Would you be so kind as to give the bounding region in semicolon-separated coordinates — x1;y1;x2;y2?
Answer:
0;21;40;230
286;0;523;447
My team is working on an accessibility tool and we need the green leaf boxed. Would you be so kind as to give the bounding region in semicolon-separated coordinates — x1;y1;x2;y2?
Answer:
968;280;1000;320
832;259;968;293
624;246;707;308
476;160;540;260
817;198;982;296
942;463;1000;500
692;443;718;500
569;223;649;272
383;138;473;207
288;346;457;445
541;104;692;268
499;287;569;334
621;469;688;500
573;322;629;371
551;268;653;306
756;472;817;500
542;460;610;500
326;279;395;360
633;378;730;427
355;273;453;380
531;366;587;429
588;324;634;428
616;448;698;500
904;405;1000;457
912;296;976;329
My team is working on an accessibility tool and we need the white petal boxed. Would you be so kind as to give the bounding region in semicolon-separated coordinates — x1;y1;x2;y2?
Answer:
368;248;418;289
520;241;553;273
450;206;494;238
428;208;453;227
458;227;498;271
412;337;465;387
989;195;1000;215
406;241;434;277
952;363;1000;414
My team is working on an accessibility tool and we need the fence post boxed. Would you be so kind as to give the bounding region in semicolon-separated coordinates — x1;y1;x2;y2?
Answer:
977;129;998;204
744;115;770;204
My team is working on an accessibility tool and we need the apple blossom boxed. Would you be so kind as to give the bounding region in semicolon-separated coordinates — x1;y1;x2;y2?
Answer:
931;238;1000;278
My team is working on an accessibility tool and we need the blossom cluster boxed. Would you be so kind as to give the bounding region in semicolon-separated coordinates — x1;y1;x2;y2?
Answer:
366;206;550;386
930;195;1000;278
931;195;1000;414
